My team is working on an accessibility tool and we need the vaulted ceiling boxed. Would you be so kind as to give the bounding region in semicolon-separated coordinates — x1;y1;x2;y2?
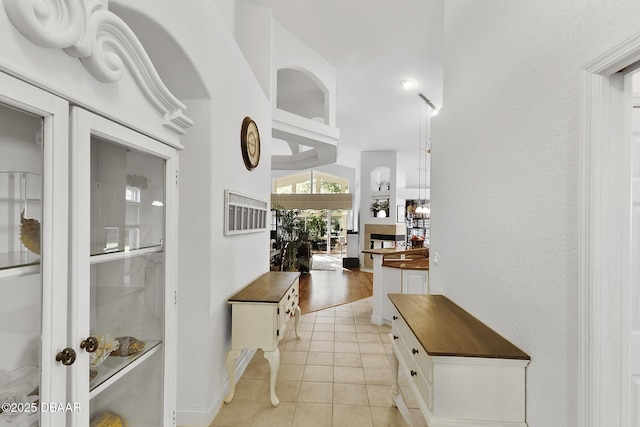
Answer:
248;0;444;189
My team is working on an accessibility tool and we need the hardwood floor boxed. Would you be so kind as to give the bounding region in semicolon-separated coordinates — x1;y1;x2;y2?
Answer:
298;266;373;314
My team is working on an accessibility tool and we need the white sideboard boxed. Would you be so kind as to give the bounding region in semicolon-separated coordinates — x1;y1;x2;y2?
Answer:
388;294;530;427
224;272;301;406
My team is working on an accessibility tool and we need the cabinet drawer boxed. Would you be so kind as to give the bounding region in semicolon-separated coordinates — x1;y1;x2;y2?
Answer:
391;325;415;370
278;281;299;337
284;293;297;315
413;364;434;412
278;300;287;338
391;329;434;413
393;313;433;385
288;280;299;304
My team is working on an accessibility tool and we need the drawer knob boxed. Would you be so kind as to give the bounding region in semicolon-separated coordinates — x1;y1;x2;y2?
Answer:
80;336;99;353
288;294;291;300
410;370;417;377
393;315;398;320
412;348;419;355
286;309;290;315
393;335;398;340
55;348;77;366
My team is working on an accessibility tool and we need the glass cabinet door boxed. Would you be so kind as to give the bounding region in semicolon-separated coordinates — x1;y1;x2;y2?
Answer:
0;74;70;426
72;108;177;427
0;102;44;427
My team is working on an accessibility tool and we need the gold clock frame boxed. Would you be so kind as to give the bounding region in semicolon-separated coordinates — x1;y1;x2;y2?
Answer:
240;116;260;171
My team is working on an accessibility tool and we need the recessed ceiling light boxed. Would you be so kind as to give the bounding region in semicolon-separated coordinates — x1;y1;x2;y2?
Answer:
400;79;415;89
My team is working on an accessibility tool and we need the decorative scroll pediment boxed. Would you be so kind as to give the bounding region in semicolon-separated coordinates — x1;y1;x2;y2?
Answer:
3;0;192;135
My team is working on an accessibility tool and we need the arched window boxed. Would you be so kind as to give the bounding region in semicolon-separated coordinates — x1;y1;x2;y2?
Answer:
273;171;349;194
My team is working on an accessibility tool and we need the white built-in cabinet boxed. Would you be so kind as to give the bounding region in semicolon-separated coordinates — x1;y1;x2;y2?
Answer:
0;71;179;426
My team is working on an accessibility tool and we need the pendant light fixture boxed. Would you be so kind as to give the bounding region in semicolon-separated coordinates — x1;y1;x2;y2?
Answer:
415;102;427;214
415;93;436;215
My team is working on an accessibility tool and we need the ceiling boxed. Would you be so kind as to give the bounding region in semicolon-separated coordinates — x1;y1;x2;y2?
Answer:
246;0;444;189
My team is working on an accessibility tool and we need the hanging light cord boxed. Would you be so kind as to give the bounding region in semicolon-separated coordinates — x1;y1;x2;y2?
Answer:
415;93;436;215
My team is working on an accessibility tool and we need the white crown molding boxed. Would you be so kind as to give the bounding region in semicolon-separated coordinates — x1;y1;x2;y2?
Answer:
3;0;192;135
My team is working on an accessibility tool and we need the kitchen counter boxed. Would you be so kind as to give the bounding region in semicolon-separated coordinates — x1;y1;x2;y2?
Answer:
382;257;429;270
362;247;426;256
363;247;429;324
380;248;429;270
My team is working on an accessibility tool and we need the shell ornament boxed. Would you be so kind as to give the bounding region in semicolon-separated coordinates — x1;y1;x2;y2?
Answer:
110;336;146;357
90;334;120;368
90;411;123;427
20;209;40;255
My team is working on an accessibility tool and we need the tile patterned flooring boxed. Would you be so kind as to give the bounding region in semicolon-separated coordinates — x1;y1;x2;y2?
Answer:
211;297;420;427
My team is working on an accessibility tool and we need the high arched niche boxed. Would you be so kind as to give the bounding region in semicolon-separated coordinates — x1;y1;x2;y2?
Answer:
277;68;328;124
371;166;391;192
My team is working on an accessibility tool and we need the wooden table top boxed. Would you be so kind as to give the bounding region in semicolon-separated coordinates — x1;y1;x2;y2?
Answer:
228;272;300;304
388;294;529;360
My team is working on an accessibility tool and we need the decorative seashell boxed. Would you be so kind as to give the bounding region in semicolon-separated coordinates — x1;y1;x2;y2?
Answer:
90;411;123;427
90;334;120;368
110;336;146;357
20;209;40;255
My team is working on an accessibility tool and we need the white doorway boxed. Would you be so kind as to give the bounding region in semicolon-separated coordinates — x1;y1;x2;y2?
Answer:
626;71;640;426
580;34;640;427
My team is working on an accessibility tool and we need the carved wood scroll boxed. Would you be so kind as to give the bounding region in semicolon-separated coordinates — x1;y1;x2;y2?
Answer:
3;0;193;135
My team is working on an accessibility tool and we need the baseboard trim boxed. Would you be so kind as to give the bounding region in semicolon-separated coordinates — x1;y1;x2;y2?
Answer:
177;348;256;427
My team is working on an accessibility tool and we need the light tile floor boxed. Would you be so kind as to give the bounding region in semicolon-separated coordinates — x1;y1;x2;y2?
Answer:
211;297;421;427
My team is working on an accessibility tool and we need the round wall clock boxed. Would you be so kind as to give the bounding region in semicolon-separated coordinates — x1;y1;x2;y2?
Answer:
240;116;261;170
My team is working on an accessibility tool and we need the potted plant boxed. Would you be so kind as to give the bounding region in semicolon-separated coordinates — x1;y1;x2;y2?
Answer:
273;208;302;271
371;199;390;217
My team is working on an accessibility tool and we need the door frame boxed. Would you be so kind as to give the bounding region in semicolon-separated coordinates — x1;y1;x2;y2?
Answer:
579;32;640;426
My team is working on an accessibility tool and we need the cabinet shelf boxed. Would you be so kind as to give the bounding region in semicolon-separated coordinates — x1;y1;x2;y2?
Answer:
371;190;390;198
89;339;161;399
90;245;163;264
94;286;145;305
0;252;40;279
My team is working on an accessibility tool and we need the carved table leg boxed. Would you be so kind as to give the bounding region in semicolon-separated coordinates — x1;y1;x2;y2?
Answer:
294;305;302;339
223;349;242;403
388;339;424;427
264;348;280;406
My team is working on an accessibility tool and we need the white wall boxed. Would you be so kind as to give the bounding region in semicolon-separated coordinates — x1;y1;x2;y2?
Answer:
432;2;640;426
272;21;337;127
109;2;271;425
234;3;273;100
359;151;398;260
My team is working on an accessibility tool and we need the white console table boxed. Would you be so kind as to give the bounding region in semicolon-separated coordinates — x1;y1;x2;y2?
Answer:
388;294;530;427
224;272;301;406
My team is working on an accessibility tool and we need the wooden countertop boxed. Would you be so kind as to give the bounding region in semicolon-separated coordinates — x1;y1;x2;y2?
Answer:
388;294;529;360
228;272;300;304
362;247;427;256
382;258;429;270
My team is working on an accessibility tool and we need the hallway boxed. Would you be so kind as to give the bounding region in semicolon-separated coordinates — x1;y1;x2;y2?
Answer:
299;261;373;314
211;297;419;427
